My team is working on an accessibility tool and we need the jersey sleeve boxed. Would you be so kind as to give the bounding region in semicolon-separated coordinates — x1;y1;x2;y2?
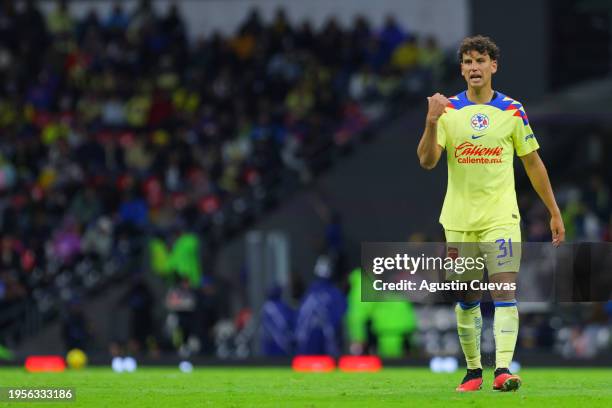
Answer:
436;114;447;149
512;106;539;156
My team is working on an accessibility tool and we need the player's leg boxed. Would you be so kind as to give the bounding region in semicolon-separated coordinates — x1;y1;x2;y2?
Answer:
446;230;484;391
489;272;521;391
481;224;522;391
454;286;483;373
454;289;483;391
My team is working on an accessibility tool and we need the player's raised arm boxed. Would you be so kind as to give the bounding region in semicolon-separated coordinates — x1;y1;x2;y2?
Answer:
519;151;566;247
417;93;448;170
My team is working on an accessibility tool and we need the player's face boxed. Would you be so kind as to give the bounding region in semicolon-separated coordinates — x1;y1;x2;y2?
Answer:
461;50;497;90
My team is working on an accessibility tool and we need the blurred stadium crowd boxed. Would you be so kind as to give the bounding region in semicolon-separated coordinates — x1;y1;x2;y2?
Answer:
0;0;610;361
0;0;444;355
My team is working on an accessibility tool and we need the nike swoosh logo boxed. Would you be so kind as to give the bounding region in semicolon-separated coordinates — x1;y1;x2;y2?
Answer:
501;330;515;333
497;260;512;266
471;134;485;139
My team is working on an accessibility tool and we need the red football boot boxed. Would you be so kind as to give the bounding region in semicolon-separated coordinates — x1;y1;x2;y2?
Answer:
456;368;483;392
493;368;522;391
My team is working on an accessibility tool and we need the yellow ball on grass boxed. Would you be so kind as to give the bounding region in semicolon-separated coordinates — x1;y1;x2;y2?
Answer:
66;348;88;370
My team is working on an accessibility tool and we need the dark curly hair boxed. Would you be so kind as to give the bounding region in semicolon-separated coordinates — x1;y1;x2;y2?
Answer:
458;35;500;63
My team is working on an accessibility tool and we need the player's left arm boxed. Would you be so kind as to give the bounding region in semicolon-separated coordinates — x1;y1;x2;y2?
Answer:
520;151;565;247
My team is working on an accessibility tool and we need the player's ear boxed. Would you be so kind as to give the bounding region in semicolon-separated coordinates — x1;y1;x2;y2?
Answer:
491;59;498;74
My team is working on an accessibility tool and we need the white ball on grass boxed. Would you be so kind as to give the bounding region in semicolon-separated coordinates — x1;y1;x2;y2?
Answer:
112;357;124;373
123;357;137;372
179;361;193;373
443;357;458;373
429;357;443;373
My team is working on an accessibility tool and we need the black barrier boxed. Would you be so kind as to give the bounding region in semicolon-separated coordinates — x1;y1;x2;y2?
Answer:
361;242;612;303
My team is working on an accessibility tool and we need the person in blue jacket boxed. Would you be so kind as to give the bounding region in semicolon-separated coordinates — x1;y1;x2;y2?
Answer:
295;255;347;356
261;285;295;356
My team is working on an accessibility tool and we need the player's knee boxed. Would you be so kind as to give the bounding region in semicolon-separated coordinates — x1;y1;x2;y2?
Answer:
490;289;515;302
454;289;481;303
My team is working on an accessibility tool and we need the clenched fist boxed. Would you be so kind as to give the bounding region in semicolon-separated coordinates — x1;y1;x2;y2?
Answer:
426;93;450;123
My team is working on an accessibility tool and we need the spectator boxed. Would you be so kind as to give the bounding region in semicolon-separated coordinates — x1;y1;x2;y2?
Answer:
378;15;407;58
47;0;74;37
391;36;419;71
261;285;295;356
346;268;417;357
295;255;346;356
61;298;90;352
105;2;129;33
418;36;445;86
120;274;154;354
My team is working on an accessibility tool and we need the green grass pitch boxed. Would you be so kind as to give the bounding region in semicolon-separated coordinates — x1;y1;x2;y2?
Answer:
1;367;611;407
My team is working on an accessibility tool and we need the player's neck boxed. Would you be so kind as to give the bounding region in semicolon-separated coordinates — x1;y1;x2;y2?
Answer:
466;87;494;105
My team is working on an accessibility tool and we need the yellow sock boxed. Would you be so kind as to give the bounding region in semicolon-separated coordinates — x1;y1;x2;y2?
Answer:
494;301;519;369
455;302;482;369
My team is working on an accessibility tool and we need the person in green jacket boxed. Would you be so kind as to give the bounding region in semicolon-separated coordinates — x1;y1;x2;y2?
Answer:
346;268;418;357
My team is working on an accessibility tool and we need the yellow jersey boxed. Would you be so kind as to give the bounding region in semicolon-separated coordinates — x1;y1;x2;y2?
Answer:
436;91;539;231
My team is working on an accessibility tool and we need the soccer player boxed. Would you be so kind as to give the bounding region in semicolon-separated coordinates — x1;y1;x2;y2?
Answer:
416;35;565;392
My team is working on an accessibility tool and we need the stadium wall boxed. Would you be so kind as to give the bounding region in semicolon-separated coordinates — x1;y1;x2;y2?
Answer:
469;0;550;101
